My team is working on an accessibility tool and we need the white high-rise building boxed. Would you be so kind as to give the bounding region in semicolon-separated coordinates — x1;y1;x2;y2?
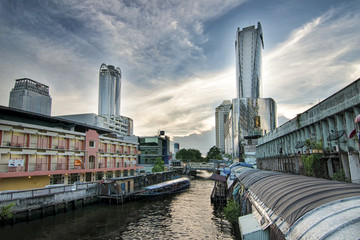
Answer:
9;78;52;115
235;22;264;99
215;100;232;153
98;63;121;116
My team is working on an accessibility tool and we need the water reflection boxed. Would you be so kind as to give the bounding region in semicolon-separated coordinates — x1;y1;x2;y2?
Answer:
1;172;234;240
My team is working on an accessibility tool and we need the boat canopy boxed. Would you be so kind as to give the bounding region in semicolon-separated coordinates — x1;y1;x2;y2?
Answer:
145;177;190;190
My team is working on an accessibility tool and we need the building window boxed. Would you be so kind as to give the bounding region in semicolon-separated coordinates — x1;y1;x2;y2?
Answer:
68;173;80;184
50;174;64;185
96;172;103;181
89;141;95;148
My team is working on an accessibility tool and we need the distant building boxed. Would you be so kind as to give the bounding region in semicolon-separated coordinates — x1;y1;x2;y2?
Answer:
0;106;139;191
174;143;180;155
58;113;134;137
58;63;133;136
235;22;264;99
98;63;121;117
138;135;170;173
215;100;232;153
9;78;52;115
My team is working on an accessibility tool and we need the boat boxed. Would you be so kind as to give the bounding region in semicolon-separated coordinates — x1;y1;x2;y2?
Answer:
137;177;190;197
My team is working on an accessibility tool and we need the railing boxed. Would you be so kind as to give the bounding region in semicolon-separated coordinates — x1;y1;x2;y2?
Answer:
188;162;215;170
0;182;98;202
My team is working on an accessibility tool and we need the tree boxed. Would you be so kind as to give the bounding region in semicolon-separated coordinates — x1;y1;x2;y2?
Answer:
176;148;203;162
206;146;222;160
223;199;240;223
152;157;164;173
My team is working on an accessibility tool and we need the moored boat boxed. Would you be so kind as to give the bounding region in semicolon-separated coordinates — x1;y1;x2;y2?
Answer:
137;177;190;197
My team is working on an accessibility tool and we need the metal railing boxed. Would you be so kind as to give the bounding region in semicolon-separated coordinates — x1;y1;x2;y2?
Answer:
0;182;98;202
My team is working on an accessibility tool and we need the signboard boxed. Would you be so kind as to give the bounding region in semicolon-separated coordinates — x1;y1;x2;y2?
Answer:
74;159;82;166
8;159;24;167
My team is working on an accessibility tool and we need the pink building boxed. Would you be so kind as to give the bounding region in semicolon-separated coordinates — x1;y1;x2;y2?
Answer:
0;106;140;191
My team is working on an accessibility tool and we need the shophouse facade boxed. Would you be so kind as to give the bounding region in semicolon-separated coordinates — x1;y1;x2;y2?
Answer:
0;106;140;191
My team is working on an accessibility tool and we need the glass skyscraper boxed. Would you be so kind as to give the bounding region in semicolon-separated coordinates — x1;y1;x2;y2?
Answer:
98;63;121;116
221;22;277;163
9;78;52;115
235;22;264;99
215;100;232;153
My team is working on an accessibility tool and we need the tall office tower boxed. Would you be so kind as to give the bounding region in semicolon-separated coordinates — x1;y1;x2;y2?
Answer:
235;22;264;99
9;78;52;115
98;63;121;116
215;100;232;153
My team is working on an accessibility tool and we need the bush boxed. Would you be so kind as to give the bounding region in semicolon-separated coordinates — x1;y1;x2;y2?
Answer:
332;169;347;182
0;203;15;222
302;153;323;177
223;199;240;223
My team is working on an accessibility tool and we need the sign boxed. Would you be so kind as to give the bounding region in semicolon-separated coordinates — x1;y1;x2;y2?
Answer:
74;159;82;166
8;159;24;167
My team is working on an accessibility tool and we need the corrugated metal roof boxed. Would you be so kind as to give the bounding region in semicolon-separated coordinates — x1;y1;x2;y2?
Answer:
234;168;360;238
285;196;360;239
249;174;360;226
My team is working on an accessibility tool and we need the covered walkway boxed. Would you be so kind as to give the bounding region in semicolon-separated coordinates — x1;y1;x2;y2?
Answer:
231;167;360;239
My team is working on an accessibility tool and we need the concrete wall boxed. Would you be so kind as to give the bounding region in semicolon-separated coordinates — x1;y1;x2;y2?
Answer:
0;183;99;224
257;78;360;183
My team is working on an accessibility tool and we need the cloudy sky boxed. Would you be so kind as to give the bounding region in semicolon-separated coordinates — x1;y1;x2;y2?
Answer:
0;0;359;154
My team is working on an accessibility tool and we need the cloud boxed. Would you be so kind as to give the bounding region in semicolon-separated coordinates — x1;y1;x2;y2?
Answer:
122;67;235;136
263;4;360;120
0;0;244;137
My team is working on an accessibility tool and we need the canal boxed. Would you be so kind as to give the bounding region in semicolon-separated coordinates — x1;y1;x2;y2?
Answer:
0;171;235;239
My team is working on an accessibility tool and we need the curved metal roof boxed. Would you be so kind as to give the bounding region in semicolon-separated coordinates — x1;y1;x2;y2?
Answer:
234;170;360;227
286;196;360;239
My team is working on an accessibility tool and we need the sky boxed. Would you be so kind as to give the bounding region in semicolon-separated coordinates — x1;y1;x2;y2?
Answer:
0;0;359;155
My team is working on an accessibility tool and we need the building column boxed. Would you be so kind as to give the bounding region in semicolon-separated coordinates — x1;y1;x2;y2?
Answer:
327;117;336;151
345;111;357;151
335;114;346;152
339;153;350;181
348;152;360;183
327;158;334;178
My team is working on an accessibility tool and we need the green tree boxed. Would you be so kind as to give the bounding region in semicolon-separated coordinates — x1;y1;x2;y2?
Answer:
206;146;222;160
223;199;240;223
152;157;164;173
176;148;202;162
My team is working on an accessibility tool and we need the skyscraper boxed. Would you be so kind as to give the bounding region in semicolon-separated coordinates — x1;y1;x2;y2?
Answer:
235;22;264;99
215;100;232;153
9;78;52;115
98;63;121;116
221;22;277;163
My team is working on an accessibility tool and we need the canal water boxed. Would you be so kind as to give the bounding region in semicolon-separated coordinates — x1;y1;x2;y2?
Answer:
0;171;235;240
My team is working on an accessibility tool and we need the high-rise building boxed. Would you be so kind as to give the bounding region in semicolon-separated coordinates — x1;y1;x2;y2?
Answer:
58;63;134;137
98;63;121;116
235;22;264;99
9;78;52;115
215;100;232;153
221;22;277;164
